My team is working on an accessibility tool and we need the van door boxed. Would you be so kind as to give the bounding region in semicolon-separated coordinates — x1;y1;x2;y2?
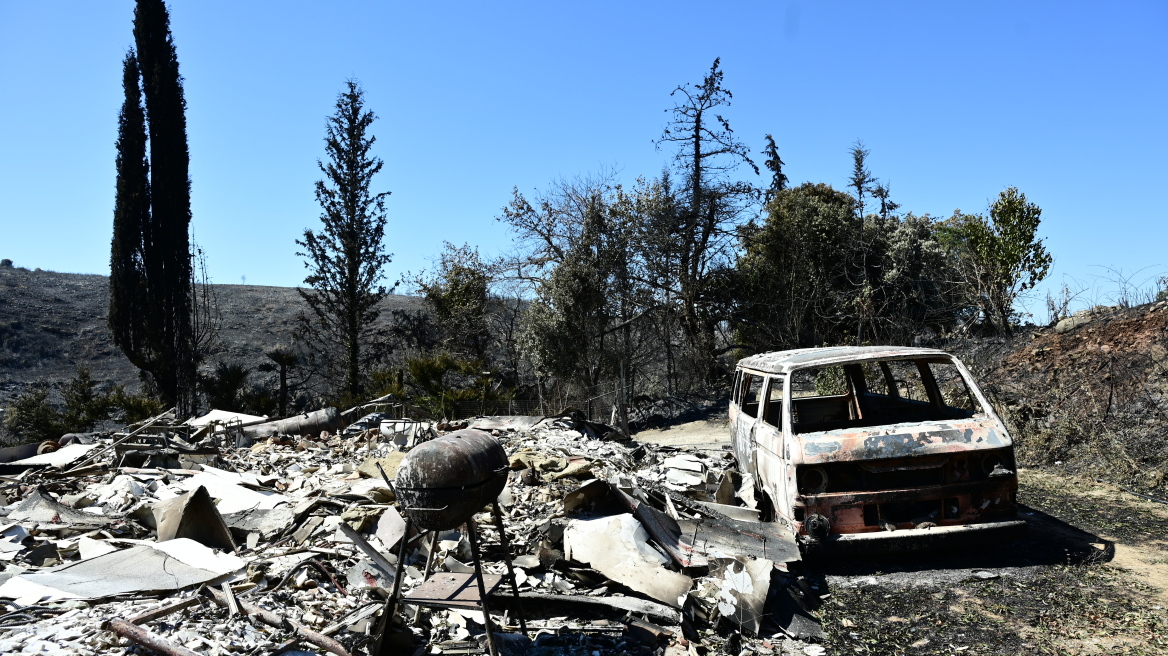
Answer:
734;373;764;478
753;376;784;507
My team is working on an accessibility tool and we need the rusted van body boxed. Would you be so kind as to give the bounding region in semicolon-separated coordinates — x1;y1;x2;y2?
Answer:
729;346;1025;551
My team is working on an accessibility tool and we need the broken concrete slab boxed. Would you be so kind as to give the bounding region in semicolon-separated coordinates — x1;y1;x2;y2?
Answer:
356;451;406;480
176;471;288;515
77;536;117;560
7;488;107;527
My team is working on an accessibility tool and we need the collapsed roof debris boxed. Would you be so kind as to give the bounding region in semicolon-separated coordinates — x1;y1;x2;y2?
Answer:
0;406;822;655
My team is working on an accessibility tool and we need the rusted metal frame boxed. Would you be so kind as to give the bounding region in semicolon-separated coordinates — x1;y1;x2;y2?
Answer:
102;619;202;656
466;517;499;656
202;585;351;656
64;408;173;474
795;479;1016;507
490;502;527;636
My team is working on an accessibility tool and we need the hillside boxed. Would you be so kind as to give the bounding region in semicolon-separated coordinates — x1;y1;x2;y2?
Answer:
0;264;422;410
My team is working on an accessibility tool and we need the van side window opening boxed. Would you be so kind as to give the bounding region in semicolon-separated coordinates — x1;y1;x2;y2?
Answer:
883;360;930;403
790;366;852;427
742;374;764;418
731;370;742;406
789;358;985;433
928;360;984;416
762;376;784;428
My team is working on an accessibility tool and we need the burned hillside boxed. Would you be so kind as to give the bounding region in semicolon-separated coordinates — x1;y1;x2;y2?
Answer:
968;301;1168;495
0;266;424;418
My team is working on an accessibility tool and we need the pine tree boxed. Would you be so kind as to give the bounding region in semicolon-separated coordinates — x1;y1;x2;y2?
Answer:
655;58;758;383
762;134;788;205
296;80;393;398
109;0;196;413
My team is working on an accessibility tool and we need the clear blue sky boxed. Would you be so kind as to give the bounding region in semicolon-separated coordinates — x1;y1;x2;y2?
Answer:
1;1;1165;317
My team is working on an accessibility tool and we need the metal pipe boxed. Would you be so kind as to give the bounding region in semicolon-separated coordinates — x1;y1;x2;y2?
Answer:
102;619;201;656
338;522;397;575
202;587;351;656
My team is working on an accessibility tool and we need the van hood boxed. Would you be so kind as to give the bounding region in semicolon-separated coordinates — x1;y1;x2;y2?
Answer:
797;417;1009;464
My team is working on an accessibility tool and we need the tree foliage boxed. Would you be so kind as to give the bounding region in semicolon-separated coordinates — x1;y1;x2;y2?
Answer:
109;0;196;413
502;175;657;407
940;187;1052;334
296;80;393;398
4;368;120;443
734;183;969;352
416;244;491;361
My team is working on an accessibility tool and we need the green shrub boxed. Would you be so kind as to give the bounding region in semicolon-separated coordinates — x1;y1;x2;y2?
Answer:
108;386;166;423
4;384;62;443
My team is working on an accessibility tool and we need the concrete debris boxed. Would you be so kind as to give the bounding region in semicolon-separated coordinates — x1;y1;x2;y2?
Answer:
0;409;820;655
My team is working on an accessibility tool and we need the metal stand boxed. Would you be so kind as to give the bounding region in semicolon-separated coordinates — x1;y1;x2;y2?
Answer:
491;502;527;635
373;499;527;656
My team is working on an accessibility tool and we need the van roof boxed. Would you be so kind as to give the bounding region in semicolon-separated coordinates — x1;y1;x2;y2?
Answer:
735;346;953;375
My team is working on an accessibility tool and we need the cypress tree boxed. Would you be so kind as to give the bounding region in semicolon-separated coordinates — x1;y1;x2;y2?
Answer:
296;80;393;399
109;0;196;413
109;50;152;370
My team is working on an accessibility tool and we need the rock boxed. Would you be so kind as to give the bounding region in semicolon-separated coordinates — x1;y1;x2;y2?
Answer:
1055;314;1093;333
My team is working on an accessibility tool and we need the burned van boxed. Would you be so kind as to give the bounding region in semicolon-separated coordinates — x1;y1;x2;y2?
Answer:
729;346;1025;552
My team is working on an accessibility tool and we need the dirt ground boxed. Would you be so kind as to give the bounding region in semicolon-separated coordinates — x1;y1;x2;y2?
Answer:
633;422;1168;655
632;417;731;454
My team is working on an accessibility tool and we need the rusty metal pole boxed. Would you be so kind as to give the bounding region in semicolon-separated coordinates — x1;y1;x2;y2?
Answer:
466;518;498;656
102;619;201;656
491;502;527;636
370;515;415;656
412;530;440;624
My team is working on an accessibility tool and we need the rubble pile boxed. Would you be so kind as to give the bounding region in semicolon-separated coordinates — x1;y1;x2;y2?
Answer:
0;408;821;656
